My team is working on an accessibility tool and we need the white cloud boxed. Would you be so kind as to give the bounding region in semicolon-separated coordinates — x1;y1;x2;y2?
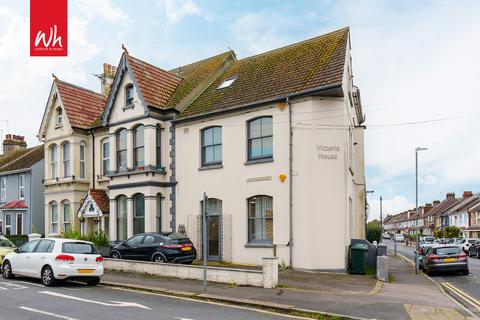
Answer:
0;8;101;148
158;0;202;26
229;12;298;56
72;0;128;23
368;196;414;222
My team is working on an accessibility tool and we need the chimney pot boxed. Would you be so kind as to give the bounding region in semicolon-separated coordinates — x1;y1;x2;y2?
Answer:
446;192;455;199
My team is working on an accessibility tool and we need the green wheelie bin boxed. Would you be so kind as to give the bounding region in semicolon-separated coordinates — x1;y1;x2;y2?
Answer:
350;243;368;274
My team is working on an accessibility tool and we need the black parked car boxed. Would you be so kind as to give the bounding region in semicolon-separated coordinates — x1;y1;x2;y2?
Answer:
468;240;480;258
109;233;197;264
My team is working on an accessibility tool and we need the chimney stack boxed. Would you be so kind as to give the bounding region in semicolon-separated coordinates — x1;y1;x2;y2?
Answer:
463;191;473;199
424;203;433;214
2;134;27;155
101;63;117;96
446;192;455;199
433;200;441;206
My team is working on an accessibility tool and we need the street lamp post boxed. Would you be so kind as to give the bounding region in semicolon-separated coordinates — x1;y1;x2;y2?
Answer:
415;147;428;274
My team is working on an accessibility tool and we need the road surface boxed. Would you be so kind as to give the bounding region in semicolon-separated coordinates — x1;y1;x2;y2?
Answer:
0;277;302;320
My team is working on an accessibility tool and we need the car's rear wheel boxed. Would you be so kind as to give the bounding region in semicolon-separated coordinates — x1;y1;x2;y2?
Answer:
2;261;14;279
86;277;100;286
463;269;469;276
426;266;433;276
476;251;480;259
110;251;121;259
41;266;56;287
152;253;166;263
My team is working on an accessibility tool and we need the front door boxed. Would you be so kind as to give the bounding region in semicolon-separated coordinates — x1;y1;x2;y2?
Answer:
207;215;220;260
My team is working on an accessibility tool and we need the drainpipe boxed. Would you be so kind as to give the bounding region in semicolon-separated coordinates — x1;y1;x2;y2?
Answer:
90;131;95;188
287;96;293;268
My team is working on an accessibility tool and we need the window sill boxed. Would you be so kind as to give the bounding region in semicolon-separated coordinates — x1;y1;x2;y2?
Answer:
54;124;63;129
245;243;273;248
107;166;167;178
244;157;274;166
198;164;223;171
122;104;134;111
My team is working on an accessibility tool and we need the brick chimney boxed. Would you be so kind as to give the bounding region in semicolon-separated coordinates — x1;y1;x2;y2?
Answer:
2;134;27;155
432;200;441;207
100;63;117;96
424;203;433;214
463;191;473;199
446;192;455;199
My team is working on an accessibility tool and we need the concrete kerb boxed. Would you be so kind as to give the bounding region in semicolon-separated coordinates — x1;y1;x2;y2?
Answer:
101;280;369;320
394;251;477;319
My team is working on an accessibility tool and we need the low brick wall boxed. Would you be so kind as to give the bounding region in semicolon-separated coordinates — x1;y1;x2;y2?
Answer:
103;257;278;288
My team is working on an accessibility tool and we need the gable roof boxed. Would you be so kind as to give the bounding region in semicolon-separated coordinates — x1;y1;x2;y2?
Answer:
55;79;107;129
89;189;109;213
0;145;44;174
126;54;182;109
446;195;480;215
178;28;349;119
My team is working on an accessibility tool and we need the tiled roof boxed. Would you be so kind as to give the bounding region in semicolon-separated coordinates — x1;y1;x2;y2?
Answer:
178;28;349;119
56;80;107;129
0;200;28;209
167;51;235;109
0;145;44;173
127;55;182;109
446;195;480;215
425;196;459;218
89;189;109;213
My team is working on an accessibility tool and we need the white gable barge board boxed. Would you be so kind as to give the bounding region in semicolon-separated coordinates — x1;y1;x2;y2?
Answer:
103;257;278;288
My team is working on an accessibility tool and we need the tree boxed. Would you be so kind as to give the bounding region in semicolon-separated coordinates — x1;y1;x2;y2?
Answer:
366;220;382;243
433;229;444;239
444;226;460;239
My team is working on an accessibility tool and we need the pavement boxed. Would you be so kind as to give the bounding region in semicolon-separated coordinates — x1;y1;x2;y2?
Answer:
100;254;474;320
386;239;480;318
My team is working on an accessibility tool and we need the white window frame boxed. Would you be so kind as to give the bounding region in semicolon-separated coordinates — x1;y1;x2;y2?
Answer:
102;140;110;176
79;144;86;179
63;142;70;177
50;145;58;179
63;201;71;233
5;213;11;235
56;107;63;125
19;174;25;200
51;203;58;233
0;177;6;202
16;213;23;235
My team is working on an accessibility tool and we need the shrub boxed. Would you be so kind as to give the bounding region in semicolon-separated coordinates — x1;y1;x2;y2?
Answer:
366;220;382;243
64;230;82;240
444;226;460;239
5;235;29;247
433;229;444;239
85;231;109;248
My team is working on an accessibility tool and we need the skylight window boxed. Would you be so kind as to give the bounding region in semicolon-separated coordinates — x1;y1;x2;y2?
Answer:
217;77;237;89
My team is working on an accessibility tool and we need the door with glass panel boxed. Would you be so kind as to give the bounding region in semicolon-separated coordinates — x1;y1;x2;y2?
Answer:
205;199;222;261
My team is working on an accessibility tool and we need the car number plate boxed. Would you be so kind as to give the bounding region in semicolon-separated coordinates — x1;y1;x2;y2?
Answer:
443;258;456;262
181;247;192;251
77;269;94;274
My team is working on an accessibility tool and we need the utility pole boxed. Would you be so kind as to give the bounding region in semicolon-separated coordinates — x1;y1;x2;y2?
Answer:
415;147;428;274
380;196;383;242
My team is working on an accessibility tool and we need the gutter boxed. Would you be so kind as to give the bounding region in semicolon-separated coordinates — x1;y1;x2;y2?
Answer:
173;82;343;124
0;168;31;177
91;130;96;187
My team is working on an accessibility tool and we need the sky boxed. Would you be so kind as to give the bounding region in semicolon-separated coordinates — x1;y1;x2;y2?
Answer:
0;0;479;221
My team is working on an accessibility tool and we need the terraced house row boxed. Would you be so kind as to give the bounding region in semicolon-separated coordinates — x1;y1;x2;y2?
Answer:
383;191;480;238
35;28;366;271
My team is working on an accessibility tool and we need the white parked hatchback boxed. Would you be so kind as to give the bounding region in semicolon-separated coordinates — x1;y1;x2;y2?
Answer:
2;238;103;286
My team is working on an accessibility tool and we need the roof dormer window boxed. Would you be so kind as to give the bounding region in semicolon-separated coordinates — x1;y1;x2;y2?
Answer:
125;84;134;106
217;77;237;89
56;107;63;125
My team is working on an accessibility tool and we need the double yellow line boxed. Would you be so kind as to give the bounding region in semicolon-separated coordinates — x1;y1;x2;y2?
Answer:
442;282;480;311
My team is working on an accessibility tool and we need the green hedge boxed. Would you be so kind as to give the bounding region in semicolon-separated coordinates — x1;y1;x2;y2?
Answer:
5;235;30;247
